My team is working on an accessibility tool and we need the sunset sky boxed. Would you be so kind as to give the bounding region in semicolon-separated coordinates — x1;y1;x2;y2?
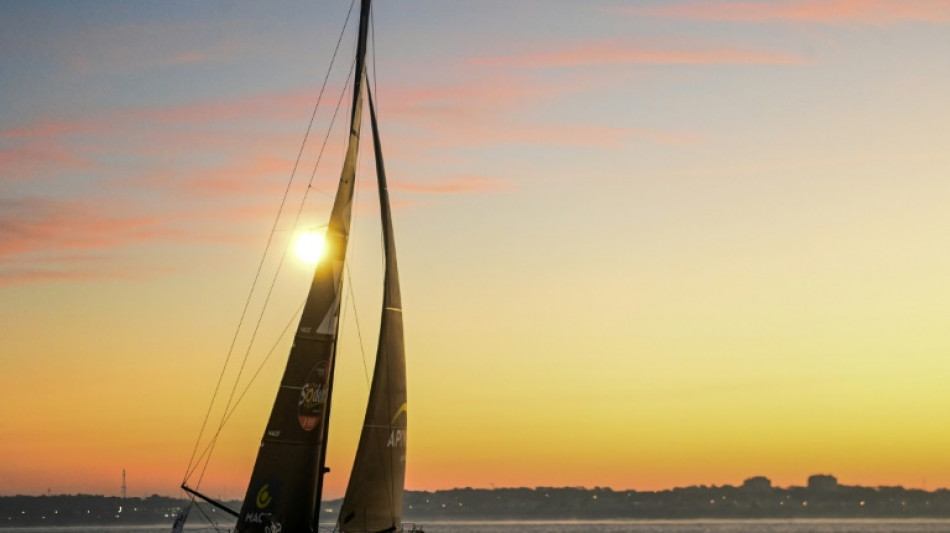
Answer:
3;0;950;500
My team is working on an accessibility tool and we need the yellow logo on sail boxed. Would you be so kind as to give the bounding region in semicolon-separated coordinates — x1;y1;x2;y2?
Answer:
256;484;272;509
391;402;408;424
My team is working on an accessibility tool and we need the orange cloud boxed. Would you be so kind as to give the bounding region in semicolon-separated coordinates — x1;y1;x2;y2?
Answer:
470;41;804;68
624;0;950;25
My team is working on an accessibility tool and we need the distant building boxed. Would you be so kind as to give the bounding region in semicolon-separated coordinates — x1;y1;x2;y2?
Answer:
808;474;839;491
742;476;772;492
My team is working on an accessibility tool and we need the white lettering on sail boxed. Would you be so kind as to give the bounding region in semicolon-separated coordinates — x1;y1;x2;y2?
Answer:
387;429;406;447
298;361;330;431
244;512;271;523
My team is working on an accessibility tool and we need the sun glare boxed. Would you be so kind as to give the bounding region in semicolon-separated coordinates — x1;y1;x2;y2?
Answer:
295;229;327;265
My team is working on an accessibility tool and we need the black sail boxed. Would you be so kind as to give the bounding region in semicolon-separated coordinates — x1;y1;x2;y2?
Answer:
233;2;372;532
337;88;407;533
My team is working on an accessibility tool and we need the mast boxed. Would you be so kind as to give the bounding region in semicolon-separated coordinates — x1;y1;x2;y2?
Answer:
312;0;374;525
232;1;373;531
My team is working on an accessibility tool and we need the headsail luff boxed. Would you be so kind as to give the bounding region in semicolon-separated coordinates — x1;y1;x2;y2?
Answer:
337;87;408;532
233;1;373;531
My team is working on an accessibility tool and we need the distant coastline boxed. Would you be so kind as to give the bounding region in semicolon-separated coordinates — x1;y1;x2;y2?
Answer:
4;476;950;527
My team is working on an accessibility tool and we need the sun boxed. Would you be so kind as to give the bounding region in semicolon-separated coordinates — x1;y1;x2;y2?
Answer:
294;229;327;265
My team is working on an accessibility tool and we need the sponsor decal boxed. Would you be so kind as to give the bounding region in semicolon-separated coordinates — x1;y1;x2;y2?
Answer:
255;484;272;509
244;512;271;524
387;429;407;448
391;402;408;424
298;361;330;431
245;513;281;533
388;402;408;447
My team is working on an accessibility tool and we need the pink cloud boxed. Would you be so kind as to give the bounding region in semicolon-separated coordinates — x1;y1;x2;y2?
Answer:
1;120;96;140
126;155;304;198
0;86;332;188
470;41;804;69
62;21;250;75
390;175;512;195
381;76;549;120
0;144;95;180
371;73;694;151
0;86;325;143
0;197;180;258
501;124;698;148
623;0;950;25
0;263;176;288
398;118;692;151
0;193;283;286
127;87;323;124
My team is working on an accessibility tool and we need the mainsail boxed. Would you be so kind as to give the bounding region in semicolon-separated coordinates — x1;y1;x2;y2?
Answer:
232;1;374;532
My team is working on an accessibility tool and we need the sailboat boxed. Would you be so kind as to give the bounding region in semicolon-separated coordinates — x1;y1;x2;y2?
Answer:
177;1;413;532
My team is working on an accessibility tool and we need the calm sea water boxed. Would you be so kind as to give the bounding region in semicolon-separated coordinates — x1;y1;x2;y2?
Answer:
4;521;950;533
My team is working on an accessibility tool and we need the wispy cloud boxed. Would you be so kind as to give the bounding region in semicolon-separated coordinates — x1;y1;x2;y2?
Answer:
0;197;178;258
0;144;95;180
126;88;323;125
0;87;326;187
391;175;512;195
1;120;96;140
375;74;694;151
469;41;804;69
378;74;559;123
0;192;284;286
64;21;250;75
0;260;175;288
1;57;689;286
623;0;950;25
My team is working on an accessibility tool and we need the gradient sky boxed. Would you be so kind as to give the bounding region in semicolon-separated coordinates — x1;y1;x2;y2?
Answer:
2;0;950;500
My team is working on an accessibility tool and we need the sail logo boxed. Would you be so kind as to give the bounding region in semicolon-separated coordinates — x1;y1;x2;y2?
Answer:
244;512;271;523
387;429;406;448
255;484;273;509
387;402;407;447
298;361;330;431
391;402;407;424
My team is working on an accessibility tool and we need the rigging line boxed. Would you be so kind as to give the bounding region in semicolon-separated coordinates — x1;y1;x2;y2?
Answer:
180;0;358;485
340;97;372;391
346;263;372;388
193;499;222;533
307;54;358;198
187;28;358;487
183;0;357;487
185;299;306;480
